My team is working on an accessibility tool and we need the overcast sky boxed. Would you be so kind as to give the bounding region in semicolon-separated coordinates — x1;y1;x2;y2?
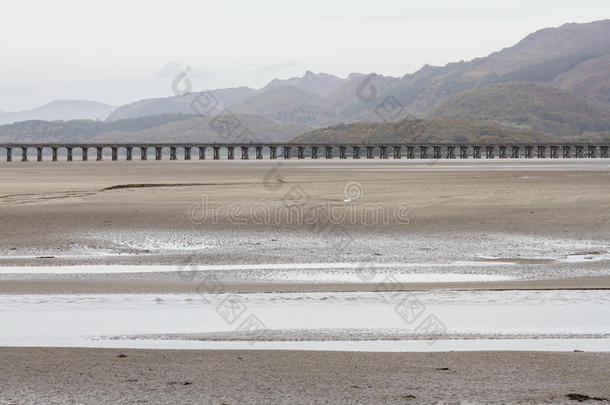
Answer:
0;0;607;111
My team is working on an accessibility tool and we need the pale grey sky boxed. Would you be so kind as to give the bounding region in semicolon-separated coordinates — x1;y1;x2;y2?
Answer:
0;0;608;110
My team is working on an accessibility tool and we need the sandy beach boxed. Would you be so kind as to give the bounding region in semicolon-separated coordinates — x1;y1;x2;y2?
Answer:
1;160;609;291
1;348;608;404
1;160;609;404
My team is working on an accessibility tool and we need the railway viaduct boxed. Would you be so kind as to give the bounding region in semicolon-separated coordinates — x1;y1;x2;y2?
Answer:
1;143;609;161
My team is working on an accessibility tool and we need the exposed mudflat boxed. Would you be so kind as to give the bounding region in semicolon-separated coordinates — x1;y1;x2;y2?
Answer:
1;160;609;294
1;347;608;404
1;160;609;403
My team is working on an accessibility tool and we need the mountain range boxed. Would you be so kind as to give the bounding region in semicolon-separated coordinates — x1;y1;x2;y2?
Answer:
0;100;115;126
1;19;608;143
0;114;309;144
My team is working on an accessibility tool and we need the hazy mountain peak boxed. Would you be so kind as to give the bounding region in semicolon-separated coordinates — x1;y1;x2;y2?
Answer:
0;99;116;126
476;19;610;74
347;73;367;80
262;71;345;96
106;87;256;121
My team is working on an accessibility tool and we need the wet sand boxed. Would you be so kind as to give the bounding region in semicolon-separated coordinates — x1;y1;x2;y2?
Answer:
1;160;609;294
1;160;609;403
1;160;610;243
1;276;609;294
0;347;608;404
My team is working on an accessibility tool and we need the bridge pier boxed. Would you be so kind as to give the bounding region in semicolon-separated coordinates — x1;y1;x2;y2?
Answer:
601;146;609;159
366;146;374;159
325;146;333;159
575;145;584;159
81;147;88;161
6;147;11;162
156;147;163;160
170;147;177;160
433;146;441;159
126;147;133;161
339;146;347;159
283;146;291;159
97;147;104;161
269;146;277;160
297;146;305;159
256;146;263;160
587;146;596;158
213;147;220;160
241;146;249;160
537;145;546;158
394;146;401;159
446;145;455;159
486;146;495;159
141;147;147;160
311;146;318;159
67;147;73;161
472;146;481;159
198;147;206;160
524;146;533;158
499;146;507;159
37;147;43;162
352;146;360;159
380;146;388;159
406;146;415;159
550;146;558;159
227;146;234;160
512;146;520;159
52;147;58;162
184;147;191;160
562;146;571;158
460;146;468;159
112;147;118;161
21;147;28;162
420;146;428;159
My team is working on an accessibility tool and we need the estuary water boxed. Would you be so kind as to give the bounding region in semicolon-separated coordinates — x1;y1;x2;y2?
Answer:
1;289;608;352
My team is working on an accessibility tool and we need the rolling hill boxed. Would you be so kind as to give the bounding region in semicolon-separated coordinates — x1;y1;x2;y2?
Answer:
0;114;197;143
293;117;557;144
433;82;610;138
0;113;310;143
89;115;310;143
552;54;610;108
231;85;334;125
